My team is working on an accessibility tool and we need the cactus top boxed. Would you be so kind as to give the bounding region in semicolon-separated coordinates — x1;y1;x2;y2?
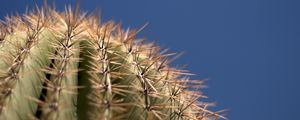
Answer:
0;6;225;120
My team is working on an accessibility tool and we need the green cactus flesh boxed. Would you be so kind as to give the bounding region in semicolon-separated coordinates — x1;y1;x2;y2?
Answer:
0;7;224;120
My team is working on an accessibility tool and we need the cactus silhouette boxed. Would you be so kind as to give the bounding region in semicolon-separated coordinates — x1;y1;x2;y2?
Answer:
0;4;225;120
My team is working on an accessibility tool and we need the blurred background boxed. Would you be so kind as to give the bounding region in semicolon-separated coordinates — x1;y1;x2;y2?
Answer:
0;0;299;119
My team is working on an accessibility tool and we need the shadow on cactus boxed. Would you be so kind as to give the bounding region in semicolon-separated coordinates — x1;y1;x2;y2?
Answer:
0;3;226;120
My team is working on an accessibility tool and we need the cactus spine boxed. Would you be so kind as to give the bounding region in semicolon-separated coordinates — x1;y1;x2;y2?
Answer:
0;5;224;120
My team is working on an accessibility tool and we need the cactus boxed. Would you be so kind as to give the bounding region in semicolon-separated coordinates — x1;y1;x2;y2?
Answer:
0;5;224;120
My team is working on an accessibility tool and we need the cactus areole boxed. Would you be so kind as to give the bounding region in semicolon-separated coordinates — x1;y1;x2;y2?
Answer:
0;5;224;120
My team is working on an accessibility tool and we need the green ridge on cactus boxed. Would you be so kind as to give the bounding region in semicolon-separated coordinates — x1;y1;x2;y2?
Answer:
0;4;225;120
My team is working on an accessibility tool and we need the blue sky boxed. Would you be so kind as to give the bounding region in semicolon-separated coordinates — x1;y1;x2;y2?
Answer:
1;0;299;120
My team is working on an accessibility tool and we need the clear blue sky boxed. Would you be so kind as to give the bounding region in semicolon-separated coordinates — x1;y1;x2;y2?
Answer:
1;0;299;120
